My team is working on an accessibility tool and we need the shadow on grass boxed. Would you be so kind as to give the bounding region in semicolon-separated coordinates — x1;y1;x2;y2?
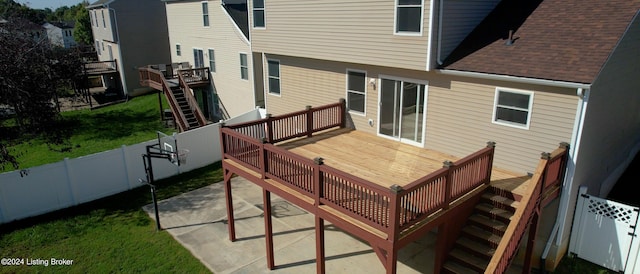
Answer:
0;162;223;236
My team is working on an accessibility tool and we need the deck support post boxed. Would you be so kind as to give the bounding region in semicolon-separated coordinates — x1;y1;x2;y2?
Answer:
315;216;325;274
263;189;275;269
385;247;398;274
224;169;236;241
442;161;454;209
523;211;540;274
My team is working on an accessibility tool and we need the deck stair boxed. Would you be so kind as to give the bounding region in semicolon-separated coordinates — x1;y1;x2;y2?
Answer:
171;86;200;129
442;186;521;273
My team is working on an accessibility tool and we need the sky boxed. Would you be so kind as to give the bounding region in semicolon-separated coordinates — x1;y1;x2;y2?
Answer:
16;0;89;10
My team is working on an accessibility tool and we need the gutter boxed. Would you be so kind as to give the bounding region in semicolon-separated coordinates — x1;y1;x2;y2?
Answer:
437;69;591;90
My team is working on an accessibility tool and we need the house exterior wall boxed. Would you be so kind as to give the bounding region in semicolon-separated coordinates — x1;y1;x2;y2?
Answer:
437;0;500;64
89;0;171;96
165;0;256;117
249;0;432;71
557;12;640;257
263;54;578;174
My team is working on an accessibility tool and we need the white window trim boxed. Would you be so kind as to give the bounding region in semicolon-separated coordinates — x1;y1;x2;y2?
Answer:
491;87;534;130
202;1;210;27
393;0;424;36
239;52;249;81
101;10;106;28
252;0;266;29
193;48;204;68
345;69;367;116
176;43;181;56
208;48;216;73
266;58;281;97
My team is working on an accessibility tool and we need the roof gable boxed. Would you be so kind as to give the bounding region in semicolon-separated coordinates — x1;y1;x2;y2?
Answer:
440;0;640;84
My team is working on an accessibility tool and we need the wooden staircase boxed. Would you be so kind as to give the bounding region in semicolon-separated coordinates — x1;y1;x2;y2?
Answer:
171;86;200;129
442;186;521;273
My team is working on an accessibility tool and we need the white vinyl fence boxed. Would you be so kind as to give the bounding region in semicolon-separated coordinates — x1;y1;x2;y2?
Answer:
0;108;263;224
569;186;640;273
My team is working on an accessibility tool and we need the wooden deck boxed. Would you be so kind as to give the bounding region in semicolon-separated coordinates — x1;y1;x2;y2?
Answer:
279;128;530;194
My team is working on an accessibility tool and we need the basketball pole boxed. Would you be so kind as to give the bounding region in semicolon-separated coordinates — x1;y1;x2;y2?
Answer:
141;144;172;232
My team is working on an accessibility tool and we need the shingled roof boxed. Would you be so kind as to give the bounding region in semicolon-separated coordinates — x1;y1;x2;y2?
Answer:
440;0;640;84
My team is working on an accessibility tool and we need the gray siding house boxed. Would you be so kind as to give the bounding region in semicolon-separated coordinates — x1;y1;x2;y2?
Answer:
88;0;171;97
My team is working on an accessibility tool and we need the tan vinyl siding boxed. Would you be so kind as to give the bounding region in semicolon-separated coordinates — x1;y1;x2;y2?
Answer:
265;55;579;174
166;1;255;117
251;0;431;71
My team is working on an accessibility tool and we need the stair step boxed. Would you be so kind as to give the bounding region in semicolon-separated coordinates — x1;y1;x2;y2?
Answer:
475;203;514;223
456;237;495;259
481;192;519;212
468;214;508;235
461;225;502;247
442;260;479;274
488;186;521;202
449;248;488;272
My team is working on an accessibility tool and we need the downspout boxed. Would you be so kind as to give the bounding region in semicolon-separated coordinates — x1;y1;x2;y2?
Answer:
540;87;588;272
436;0;444;66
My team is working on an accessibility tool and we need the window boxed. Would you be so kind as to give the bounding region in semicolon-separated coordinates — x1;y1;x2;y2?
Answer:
90;12;94;27
492;88;534;129
395;0;423;34
101;10;106;28
267;59;280;95
95;40;101;55
346;70;366;114
253;0;265;28
93;11;98;27
176;44;181;56
208;49;216;72
240;53;248;80
202;2;209;27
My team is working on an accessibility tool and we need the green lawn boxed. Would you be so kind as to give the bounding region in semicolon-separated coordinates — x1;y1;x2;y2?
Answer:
0;163;221;274
3;93;174;172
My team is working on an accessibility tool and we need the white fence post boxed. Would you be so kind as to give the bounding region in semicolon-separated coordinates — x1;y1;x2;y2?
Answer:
64;157;78;206
121;145;135;190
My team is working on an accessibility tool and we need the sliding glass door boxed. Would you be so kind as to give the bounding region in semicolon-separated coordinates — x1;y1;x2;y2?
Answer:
378;78;426;145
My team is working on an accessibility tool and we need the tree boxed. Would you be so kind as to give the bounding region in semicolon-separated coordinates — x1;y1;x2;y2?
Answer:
73;2;92;46
0;17;84;170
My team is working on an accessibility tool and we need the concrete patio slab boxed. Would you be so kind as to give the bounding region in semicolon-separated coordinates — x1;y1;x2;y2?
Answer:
144;177;437;274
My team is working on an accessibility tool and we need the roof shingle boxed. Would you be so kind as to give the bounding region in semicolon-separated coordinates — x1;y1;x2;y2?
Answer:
440;0;640;84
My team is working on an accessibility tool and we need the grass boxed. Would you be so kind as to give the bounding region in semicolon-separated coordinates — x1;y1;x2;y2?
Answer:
3;92;174;172
0;162;223;274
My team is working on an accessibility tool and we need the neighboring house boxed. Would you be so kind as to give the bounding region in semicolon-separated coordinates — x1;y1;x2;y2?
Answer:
87;0;171;97
162;0;261;119
42;21;77;48
1;17;47;42
242;0;640;272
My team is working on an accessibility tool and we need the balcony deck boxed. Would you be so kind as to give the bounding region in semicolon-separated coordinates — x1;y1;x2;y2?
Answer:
220;101;542;274
278;128;528;193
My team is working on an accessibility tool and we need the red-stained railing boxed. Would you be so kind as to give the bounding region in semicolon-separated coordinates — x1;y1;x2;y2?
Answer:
177;69;208;127
486;143;569;274
221;101;497;239
139;67;189;131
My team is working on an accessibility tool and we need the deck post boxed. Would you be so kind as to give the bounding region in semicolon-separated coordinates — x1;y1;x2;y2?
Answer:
306;105;313;138
266;114;274;143
263;189;275;269
339;98;346;128
485;141;496;185
442;161;454;209
522;211;540;274
387;184;403;274
260;138;268;179
315;216;326;274
223;169;236;241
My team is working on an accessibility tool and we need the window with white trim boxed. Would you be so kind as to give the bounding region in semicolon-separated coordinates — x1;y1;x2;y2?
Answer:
253;0;265;28
95;40;101;55
395;0;423;34
240;53;248;80
267;59;280;95
101;10;106;28
492;88;534;129
176;44;181;56
208;49;216;72
202;2;210;27
346;70;366;114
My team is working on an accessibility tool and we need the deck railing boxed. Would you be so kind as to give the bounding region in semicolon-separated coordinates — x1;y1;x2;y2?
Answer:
486;143;569;274
139;67;189;131
177;69;208;127
83;60;117;74
221;101;496;239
